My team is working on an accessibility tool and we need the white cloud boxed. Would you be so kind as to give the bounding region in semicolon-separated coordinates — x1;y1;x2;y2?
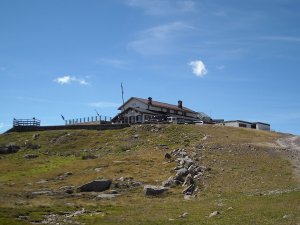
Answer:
128;22;194;55
189;60;208;77
126;0;195;16
54;75;89;85
0;123;4;129
88;102;120;108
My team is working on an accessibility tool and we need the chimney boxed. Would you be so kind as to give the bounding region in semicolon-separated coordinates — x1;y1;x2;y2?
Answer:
178;100;183;109
148;97;152;105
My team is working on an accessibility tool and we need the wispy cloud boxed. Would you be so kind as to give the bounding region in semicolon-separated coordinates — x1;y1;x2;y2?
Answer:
189;60;208;77
128;22;194;55
88;102;120;108
125;0;195;16
259;35;300;42
97;58;129;69
0;123;4;129
54;75;89;85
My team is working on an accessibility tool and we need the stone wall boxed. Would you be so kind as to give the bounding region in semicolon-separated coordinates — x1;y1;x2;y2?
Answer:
5;124;130;133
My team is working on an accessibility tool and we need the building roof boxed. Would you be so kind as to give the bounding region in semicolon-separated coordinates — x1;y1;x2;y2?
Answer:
118;97;197;113
224;120;270;126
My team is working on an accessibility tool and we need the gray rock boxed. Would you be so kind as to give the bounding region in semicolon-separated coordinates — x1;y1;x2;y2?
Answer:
0;144;20;154
162;176;175;187
32;190;52;195
143;185;168;196
176;168;188;177
24;154;39;159
209;211;220;218
78;179;112;192
179;212;189;218
164;153;172;159
96;193;120;200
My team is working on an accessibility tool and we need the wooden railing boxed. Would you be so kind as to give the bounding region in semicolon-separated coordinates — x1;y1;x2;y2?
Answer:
13;118;41;127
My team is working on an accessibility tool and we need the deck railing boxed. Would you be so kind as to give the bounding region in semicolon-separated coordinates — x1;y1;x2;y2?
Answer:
65;115;112;125
13;118;41;127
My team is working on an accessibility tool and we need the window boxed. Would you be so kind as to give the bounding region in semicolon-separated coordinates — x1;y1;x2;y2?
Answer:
174;110;178;115
239;123;247;128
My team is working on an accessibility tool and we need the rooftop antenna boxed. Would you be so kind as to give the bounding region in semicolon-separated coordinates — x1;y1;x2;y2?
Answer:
121;82;125;111
95;109;100;117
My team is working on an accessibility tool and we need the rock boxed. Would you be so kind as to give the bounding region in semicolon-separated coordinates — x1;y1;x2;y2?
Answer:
32;190;53;195
64;172;73;176
18;215;30;220
32;134;40;140
162;176;175;187
182;174;194;186
0;144;20;154
179;212;189;218
96;193;120;200
66;188;74;194
143;185;168;196
81;154;97;160
24;154;39;159
209;211;220;218
133;134;139;138
94;168;102;172
182;184;195;195
283;214;291;219
176;168;188;177
78;179;112;192
164;153;172;159
36;179;48;184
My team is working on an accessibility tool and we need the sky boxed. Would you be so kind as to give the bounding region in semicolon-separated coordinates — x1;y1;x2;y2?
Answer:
1;0;300;135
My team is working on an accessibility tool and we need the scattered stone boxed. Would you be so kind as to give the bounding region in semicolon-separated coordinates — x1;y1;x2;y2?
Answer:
143;185;168;196
18;215;30;220
227;207;233;210
32;134;40;140
164;152;172;159
162;176;175;187
182;184;195;195
36;179;48;184
24;154;39;159
176;168;188;177
133;134;139;138
183;195;194;200
96;193;120;200
94;168;102;172
32;190;53;195
81;154;97;160
209;211;220;218
0;144;20;154
283;214;291;219
179;212;189;218
64;171;73;176
78;179;112;192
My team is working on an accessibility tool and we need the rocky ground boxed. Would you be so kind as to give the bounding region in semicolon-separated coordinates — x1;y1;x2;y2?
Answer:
0;124;299;225
277;135;300;179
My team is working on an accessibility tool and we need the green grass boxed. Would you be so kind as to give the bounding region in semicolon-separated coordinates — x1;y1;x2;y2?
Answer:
0;125;299;224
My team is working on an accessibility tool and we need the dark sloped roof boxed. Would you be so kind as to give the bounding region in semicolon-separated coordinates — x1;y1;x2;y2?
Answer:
118;97;196;113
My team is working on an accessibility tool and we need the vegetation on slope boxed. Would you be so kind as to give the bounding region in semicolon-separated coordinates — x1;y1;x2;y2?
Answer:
0;124;299;225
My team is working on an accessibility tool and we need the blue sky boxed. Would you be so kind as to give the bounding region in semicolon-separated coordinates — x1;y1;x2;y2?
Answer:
1;0;300;134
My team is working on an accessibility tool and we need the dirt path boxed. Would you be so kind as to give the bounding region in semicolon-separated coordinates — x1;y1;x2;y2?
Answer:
277;135;300;179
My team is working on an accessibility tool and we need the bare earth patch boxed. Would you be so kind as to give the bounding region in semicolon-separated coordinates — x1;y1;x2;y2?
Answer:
277;135;300;180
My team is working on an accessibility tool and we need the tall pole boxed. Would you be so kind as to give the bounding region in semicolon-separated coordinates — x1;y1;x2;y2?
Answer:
121;82;125;111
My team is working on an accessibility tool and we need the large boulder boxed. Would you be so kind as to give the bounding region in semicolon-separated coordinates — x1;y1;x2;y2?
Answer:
78;179;112;192
144;185;168;196
0;144;20;154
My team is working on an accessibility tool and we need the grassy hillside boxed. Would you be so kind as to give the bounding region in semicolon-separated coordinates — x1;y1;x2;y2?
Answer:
0;124;299;225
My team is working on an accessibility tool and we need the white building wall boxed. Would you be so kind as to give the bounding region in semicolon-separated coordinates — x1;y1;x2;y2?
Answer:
224;122;240;128
256;123;270;131
123;99;147;111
